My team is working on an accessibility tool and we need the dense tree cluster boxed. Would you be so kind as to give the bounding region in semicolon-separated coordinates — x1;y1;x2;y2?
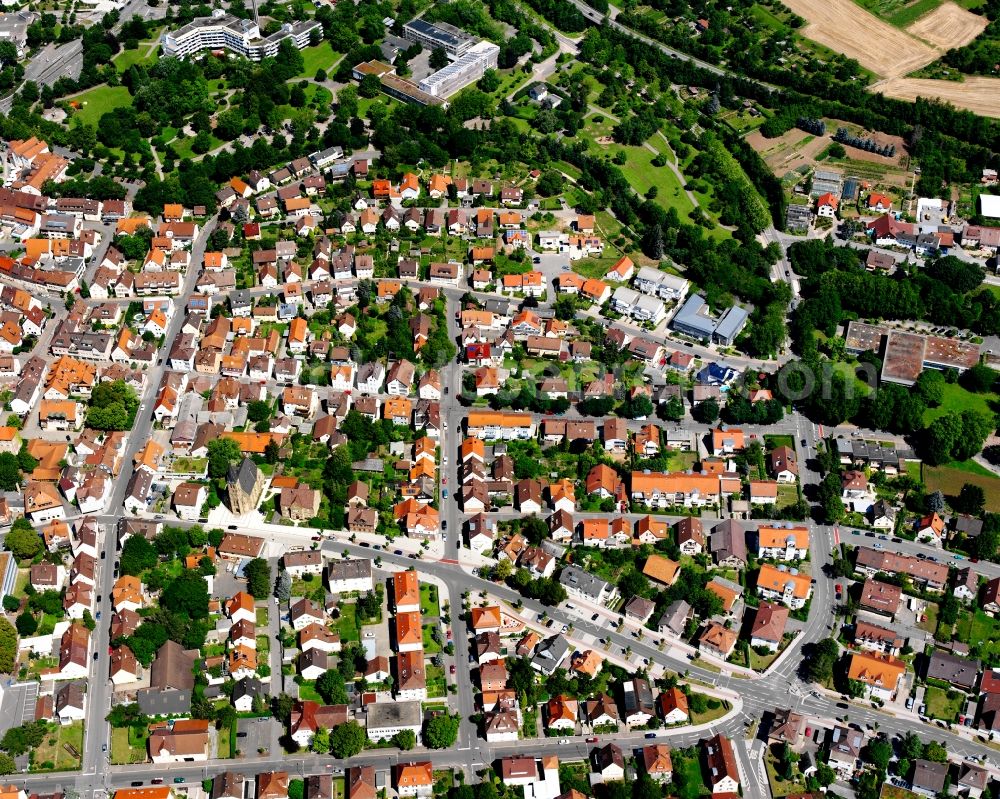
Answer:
86;380;139;431
939;17;1000;76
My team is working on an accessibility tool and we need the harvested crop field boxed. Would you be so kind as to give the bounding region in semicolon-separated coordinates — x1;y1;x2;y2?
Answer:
877;76;1000;118
906;2;987;50
782;0;937;77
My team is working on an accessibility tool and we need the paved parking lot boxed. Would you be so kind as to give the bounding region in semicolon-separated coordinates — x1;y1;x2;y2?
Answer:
236;716;275;757
0;682;38;737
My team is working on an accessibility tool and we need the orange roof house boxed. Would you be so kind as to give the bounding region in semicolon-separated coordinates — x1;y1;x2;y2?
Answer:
288;317;308;345
546;695;578;725
382;397;413;422
395;763;433;791
221;431;285;454
711;427;746;453
847;652;905;696
225;591;256;621
570;649;603;677
428;174;452;195
586;464;623;498
28;440;67;481
581;518;610;544
706;579;740;612
816;192;838;211
470;606;502;632
581;278;609;302
460;437;486;462
918;512;945;537
643;554;680;586
867;192;892;210
162;204;184;221
112;575;143;611
114;789;171;799
635;515;668;543
400;173;420;194
607;255;634;280
393;569;420;611
757;525;810;553
756;563;812;601
228;643;257;674
394;611;423;648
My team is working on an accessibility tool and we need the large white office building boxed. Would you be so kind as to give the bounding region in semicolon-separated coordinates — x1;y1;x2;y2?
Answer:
161;11;320;61
418;41;499;98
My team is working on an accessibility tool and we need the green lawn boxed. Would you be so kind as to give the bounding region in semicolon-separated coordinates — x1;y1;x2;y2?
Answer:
923;685;963;721
335;603;359;642
217;719;233;759
298;42;341;78
113;48;149;73
923;463;1000;512
420;583;441;617
110;726;147;765
665;451;699;472
749;3;787;30
426;662;446;698
764;434;796;450
672;753;710;799
831;360;875;397
923;382;998;425
765;754;807;798
776;484;800;510
917;602;938;633
298;682;324;702
170;456;208;474
423;623;442;654
72;85;133;127
954;609;1000;661
615;141;697;220
572;256;620;280
32;722;83;771
689;697;731;724
173;133;225;159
